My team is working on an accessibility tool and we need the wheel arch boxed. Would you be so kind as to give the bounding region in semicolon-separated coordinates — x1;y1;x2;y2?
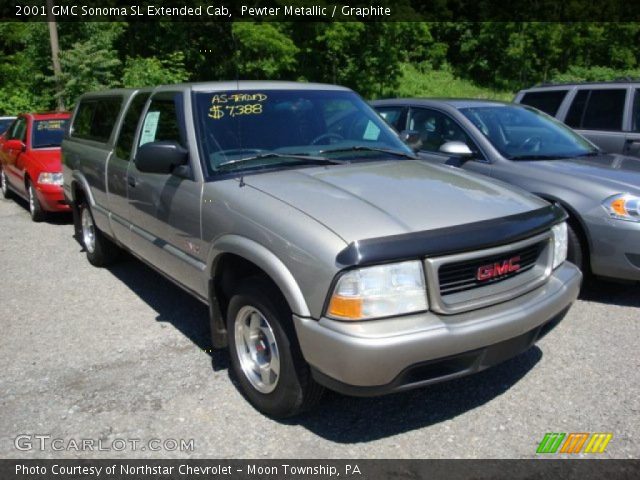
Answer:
206;235;311;348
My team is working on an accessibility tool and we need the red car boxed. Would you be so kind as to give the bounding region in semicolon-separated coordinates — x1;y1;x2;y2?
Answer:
0;112;71;221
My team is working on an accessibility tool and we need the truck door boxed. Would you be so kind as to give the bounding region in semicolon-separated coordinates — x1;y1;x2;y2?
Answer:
128;91;205;297
107;92;150;246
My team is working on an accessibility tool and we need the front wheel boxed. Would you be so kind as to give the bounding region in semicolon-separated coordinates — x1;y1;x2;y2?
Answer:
27;180;46;222
566;223;585;274
227;279;324;417
0;168;12;199
79;202;120;267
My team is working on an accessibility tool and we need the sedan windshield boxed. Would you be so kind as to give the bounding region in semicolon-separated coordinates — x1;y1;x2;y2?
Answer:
0;118;14;135
459;105;598;160
193;89;413;175
32;119;68;149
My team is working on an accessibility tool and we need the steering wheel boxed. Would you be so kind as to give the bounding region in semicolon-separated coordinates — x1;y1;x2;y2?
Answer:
311;133;345;145
520;136;543;152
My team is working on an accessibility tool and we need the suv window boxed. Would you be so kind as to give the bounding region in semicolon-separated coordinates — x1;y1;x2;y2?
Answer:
114;93;150;160
408;108;475;154
565;89;626;131
71;97;122;143
139;92;186;148
520;90;568;116
632;90;640;132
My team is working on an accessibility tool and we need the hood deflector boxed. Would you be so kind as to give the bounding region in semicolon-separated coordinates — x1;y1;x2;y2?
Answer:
336;204;567;267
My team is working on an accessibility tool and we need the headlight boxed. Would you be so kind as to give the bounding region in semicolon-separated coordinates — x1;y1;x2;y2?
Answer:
551;221;568;270
602;193;640;222
326;260;428;320
38;172;63;186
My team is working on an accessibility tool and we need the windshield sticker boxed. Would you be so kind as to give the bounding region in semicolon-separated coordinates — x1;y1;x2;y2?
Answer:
139;111;160;145
37;120;66;131
208;93;268;120
363;120;381;141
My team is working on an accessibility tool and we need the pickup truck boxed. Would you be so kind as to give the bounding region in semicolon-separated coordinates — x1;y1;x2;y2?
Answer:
62;82;581;417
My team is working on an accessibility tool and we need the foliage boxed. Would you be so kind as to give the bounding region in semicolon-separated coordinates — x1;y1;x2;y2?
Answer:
2;21;640;114
389;63;512;100
122;52;189;88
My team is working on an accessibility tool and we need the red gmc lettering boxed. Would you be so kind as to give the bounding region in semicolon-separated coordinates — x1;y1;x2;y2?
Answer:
477;256;521;281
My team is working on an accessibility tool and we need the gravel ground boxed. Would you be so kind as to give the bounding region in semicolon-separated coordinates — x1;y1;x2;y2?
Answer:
0;195;638;459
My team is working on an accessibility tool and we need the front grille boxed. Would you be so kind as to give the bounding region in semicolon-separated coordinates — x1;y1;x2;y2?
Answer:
438;241;545;296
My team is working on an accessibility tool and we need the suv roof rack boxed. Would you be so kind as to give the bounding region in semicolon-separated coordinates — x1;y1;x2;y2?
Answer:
531;78;640;88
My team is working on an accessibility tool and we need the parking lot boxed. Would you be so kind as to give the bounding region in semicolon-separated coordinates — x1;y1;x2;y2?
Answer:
0;195;638;459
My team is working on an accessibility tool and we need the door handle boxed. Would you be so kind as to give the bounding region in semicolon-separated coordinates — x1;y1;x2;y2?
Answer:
127;175;137;187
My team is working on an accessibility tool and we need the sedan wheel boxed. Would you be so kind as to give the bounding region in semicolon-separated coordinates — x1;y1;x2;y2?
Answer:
0;170;10;198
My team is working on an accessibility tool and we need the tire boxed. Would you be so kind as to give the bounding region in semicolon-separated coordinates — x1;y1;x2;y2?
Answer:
27;180;46;222
227;278;324;418
566;222;585;274
0;168;12;199
79;202;120;267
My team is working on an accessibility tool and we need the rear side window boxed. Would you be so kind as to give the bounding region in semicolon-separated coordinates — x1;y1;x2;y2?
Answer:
520;90;568;116
565;89;626;131
71;97;122;143
114;93;150;160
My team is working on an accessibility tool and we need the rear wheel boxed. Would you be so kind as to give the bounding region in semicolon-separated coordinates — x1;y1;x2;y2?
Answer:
227;278;324;417
79;202;120;267
27;180;46;222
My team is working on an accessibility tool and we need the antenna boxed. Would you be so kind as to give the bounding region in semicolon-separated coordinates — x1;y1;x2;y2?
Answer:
229;25;244;185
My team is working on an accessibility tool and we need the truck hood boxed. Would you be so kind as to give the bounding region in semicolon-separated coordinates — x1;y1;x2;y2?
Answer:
521;153;640;193
242;160;546;243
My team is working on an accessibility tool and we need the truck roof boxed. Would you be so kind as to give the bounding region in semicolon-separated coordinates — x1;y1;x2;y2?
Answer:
78;81;352;98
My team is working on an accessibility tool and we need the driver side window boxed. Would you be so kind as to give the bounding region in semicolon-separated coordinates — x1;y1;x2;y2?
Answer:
408;108;477;156
8;118;27;142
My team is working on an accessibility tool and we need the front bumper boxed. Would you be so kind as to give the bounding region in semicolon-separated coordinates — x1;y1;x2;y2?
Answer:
36;184;70;212
588;218;640;281
294;262;581;395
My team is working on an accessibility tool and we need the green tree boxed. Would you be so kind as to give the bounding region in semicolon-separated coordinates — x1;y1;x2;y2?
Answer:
122;52;189;88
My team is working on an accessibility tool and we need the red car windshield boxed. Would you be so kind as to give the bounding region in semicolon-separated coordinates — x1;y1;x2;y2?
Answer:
32;119;68;149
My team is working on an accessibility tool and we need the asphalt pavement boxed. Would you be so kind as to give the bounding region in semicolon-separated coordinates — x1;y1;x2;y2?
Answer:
0;195;638;459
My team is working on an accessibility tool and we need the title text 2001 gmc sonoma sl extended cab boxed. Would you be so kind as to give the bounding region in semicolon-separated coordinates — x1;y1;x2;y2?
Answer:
62;82;581;417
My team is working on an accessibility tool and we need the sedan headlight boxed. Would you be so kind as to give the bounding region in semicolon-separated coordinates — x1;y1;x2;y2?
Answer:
551;222;568;270
38;172;63;186
326;260;428;320
602;193;640;222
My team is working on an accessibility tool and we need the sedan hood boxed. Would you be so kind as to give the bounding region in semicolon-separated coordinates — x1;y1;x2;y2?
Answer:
524;153;640;192
242;160;546;243
29;148;63;173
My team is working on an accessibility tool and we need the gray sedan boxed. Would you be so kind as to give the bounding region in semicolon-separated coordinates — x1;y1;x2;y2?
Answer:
372;99;640;282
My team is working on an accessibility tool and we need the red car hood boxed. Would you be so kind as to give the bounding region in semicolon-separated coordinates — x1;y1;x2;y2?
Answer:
29;148;62;172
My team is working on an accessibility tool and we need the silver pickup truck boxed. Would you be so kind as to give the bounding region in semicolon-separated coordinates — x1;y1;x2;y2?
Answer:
62;82;581;417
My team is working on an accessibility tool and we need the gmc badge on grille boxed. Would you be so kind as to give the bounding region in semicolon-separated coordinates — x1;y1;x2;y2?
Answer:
476;256;521;281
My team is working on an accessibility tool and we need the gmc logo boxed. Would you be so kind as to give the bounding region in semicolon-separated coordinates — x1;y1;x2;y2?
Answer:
476;256;521;281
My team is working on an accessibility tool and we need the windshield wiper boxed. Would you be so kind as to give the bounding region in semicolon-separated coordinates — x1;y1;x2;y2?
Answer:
217;152;346;169
319;145;417;159
509;154;572;161
573;150;601;157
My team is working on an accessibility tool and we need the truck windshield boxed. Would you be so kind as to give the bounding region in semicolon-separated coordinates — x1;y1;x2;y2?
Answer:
193;89;412;175
459;105;599;160
32;119;68;149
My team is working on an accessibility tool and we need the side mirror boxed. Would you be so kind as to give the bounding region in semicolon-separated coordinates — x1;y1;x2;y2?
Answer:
135;141;188;175
439;141;473;158
5;139;26;152
399;130;422;152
